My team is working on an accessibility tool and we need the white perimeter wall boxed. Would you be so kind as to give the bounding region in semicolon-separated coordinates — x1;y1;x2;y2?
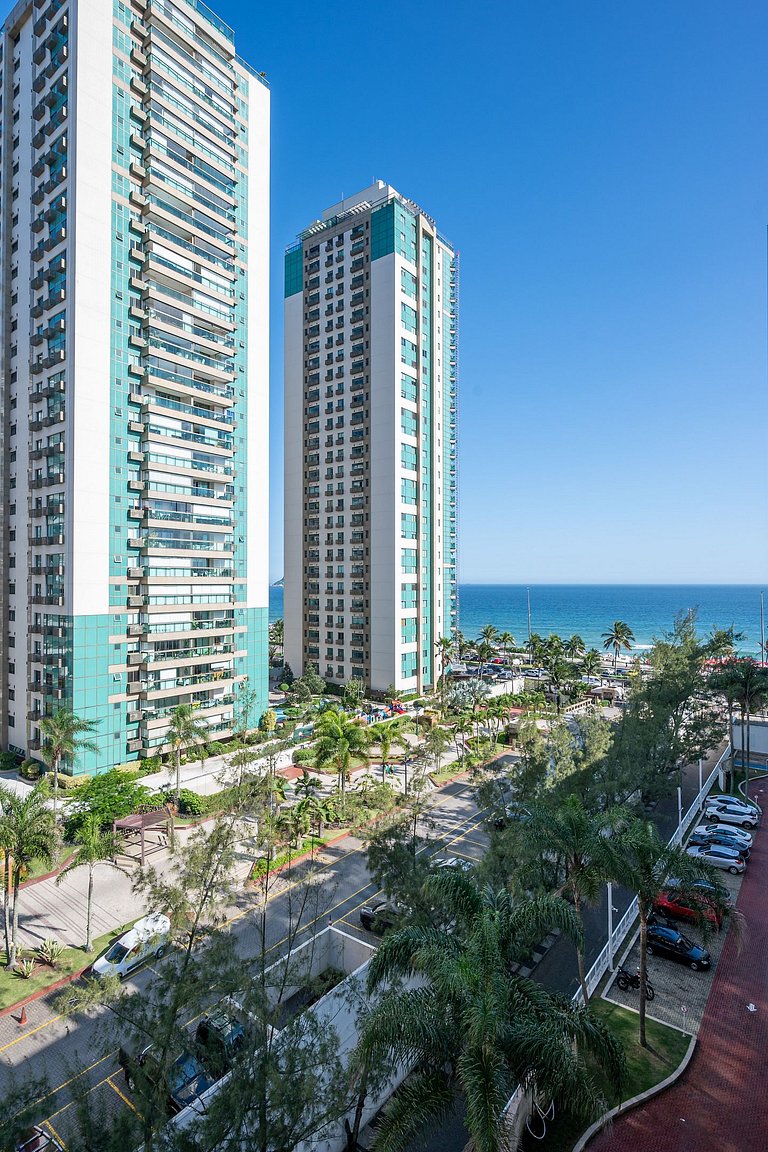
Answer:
68;0;113;615
283;289;305;674
245;74;270;612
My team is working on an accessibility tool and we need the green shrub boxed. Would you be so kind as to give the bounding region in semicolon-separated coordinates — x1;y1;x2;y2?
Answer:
137;756;162;776
37;939;65;968
177;789;205;817
19;759;41;780
0;751;19;772
292;746;316;765
206;742;226;757
16;958;37;979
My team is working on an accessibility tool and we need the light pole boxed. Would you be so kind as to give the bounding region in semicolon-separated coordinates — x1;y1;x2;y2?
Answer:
403;756;410;797
607;881;614;971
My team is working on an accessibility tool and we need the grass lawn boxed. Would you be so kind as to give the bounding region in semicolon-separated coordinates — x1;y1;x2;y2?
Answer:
431;763;469;784
0;923;134;1013
519;998;690;1151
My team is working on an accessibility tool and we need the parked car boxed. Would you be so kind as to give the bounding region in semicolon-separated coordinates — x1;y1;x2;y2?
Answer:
664;877;732;907
709;794;762;815
436;856;473;873
702;802;759;829
695;823;752;847
688;831;750;859
91;913;171;980
685;843;746;874
118;1044;218;1114
654;889;723;929
359;898;405;935
645;924;711;970
194;1007;247;1076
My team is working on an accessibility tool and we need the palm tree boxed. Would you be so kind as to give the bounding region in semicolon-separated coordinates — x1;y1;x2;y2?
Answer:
716;659;768;800
55;816;126;952
369;717;412;779
39;707;99;818
602;620;635;670
0;785;55;966
357;873;626;1152
451;714;473;767
565;634;585;662
166;703;208;807
528;631;545;665
293;768;322;800
478;623;498;653
313;708;369;795
498;631;516;658
708;660;744;782
521;795;620;1004
605;818;724;1047
581;648;602;680
435;636;454;717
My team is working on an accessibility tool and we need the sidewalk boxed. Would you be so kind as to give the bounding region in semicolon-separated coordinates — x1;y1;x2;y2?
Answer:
588;794;768;1151
11;822;254;954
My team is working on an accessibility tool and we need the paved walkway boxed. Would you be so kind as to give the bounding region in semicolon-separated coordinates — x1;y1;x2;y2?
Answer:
589;789;768;1151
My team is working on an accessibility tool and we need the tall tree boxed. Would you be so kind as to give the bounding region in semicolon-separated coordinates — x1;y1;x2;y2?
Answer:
39;706;99;818
520;795;620;1004
313;708;369;795
357;873;625;1152
479;623;498;653
0;784;55;966
565;634;586;662
166;703;208;807
435;635;455;717
602;620;635;670
55;816;126;952
714;659;768;800
604;818;724;1047
498;630;516;657
580;648;602;680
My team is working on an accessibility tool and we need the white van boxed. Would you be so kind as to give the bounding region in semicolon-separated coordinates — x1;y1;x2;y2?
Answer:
91;913;171;980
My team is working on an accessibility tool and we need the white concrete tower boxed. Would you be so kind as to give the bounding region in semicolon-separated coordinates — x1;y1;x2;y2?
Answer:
284;181;458;695
0;0;270;775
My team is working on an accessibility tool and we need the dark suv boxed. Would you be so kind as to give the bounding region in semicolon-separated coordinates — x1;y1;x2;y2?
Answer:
118;1044;218;1114
195;1007;246;1076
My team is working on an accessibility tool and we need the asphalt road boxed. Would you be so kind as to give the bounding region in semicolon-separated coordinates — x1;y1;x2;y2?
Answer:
0;745;729;1149
0;779;490;1148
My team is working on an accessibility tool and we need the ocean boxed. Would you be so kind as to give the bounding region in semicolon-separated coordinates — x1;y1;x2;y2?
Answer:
269;584;766;657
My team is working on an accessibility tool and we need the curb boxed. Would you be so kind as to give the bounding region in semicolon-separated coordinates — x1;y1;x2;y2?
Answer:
570;1034;697;1151
18;850;76;891
0;963;90;1019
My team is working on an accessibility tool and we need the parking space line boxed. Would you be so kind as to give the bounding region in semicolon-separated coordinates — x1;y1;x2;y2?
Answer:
0;1012;65;1053
44;1120;67;1150
107;1075;142;1116
26;791;489;1128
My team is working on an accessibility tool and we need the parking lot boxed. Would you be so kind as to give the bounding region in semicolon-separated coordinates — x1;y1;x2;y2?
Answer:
602;790;761;1037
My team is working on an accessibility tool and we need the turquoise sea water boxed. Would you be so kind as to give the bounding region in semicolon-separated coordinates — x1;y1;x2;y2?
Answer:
269;584;766;657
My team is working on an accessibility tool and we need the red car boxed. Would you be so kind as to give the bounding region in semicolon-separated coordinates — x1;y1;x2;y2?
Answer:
653;890;723;930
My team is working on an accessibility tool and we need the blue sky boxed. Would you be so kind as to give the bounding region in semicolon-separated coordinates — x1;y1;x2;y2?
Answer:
12;0;768;584
232;0;766;584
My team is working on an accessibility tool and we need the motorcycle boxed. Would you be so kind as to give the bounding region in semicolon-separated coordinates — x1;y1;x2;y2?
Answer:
615;963;655;1000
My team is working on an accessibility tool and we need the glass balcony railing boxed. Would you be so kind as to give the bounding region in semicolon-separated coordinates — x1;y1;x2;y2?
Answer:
145;451;233;475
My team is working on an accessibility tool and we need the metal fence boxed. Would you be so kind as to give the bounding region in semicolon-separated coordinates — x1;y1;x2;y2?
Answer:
506;743;731;1138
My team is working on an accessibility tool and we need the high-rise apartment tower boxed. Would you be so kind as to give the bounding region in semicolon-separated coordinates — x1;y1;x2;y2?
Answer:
0;0;270;774
284;181;458;695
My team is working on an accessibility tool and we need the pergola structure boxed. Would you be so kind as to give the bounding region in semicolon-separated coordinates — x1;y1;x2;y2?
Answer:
113;809;172;865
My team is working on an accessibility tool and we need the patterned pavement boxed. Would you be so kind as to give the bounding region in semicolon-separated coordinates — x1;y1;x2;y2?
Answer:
588;799;768;1152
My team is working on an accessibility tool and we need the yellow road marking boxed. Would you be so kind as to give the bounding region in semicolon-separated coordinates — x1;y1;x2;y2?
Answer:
107;1075;142;1116
26;795;487;1118
44;1120;67;1150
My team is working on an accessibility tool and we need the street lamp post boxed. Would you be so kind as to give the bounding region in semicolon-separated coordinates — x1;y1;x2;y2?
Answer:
403;757;410;796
